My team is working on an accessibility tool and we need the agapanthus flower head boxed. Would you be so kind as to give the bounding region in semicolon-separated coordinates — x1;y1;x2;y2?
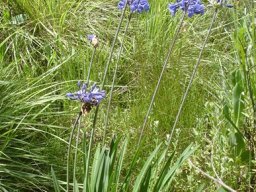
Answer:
118;0;132;9
87;34;99;47
168;0;204;17
118;0;150;13
67;82;106;114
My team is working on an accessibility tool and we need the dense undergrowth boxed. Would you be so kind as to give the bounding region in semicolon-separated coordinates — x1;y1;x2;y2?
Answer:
0;0;255;191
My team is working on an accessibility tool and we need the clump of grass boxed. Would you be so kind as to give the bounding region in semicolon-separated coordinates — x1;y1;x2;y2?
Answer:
0;62;71;191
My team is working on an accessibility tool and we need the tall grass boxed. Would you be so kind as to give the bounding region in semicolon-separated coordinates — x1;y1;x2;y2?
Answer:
0;0;255;191
0;62;71;191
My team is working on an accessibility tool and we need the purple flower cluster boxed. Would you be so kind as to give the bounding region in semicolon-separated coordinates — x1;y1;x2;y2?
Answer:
66;82;106;106
168;0;204;17
118;0;150;13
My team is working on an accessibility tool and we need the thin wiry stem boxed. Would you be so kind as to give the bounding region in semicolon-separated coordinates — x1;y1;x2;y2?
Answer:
103;13;133;143
73;118;81;182
84;119;95;190
100;3;128;89
66;112;82;192
121;10;186;191
73;46;97;184
167;10;218;147
84;2;129;189
86;47;97;84
137;12;186;147
90;1;128;131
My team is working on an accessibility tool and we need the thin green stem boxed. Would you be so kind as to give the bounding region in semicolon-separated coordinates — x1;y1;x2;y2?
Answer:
66;112;82;192
167;10;219;147
73;118;81;183
137;12;186;147
86;47;97;84
90;0;128;133
84;2;128;189
103;14;132;143
121;12;186;191
84;105;100;192
100;3;128;89
73;45;97;185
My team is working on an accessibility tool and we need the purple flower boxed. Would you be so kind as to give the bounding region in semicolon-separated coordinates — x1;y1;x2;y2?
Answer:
87;34;96;41
168;0;204;17
118;0;132;10
168;4;179;16
118;0;150;13
66;82;106;106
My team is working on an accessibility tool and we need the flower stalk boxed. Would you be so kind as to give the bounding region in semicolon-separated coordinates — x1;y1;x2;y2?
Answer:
137;11;186;147
84;1;129;189
72;45;97;186
66;111;82;192
167;8;219;147
103;13;133;143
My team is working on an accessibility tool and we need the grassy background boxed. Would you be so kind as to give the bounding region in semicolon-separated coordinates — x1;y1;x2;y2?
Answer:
0;0;255;191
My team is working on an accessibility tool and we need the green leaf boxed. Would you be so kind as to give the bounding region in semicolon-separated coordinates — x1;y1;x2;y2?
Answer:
223;104;245;138
223;104;231;122
229;132;246;158
241;150;251;162
235;132;245;155
232;83;243;126
160;144;195;191
113;138;128;192
140;165;152;192
217;187;227;192
132;144;161;192
153;151;174;191
51;167;60;192
90;145;105;192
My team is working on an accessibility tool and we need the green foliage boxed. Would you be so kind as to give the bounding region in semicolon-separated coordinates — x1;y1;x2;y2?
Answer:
0;64;69;191
54;137;195;192
51;167;61;192
0;0;255;191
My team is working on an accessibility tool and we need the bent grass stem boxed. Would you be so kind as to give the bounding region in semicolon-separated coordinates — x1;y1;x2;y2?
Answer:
188;160;237;192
